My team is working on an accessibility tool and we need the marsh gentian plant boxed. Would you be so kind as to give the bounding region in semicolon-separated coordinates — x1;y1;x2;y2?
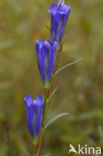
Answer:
24;0;74;156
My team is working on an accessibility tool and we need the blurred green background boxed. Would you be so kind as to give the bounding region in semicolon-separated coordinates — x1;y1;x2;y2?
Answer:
0;0;103;155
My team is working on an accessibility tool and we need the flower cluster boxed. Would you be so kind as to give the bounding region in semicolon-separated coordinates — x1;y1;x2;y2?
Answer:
24;0;71;139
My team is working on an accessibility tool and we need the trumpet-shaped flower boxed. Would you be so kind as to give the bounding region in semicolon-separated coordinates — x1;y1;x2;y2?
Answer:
24;94;44;138
35;39;57;83
48;2;71;43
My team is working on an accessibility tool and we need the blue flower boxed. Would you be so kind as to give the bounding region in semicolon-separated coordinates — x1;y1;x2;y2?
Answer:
35;39;57;83
24;94;44;138
48;2;71;43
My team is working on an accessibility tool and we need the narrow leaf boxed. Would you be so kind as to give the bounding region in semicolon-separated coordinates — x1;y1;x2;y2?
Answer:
45;24;50;31
45;112;69;129
55;58;82;75
47;87;58;102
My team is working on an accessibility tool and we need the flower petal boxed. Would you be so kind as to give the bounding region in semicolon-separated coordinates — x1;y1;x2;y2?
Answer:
24;95;33;107
48;3;58;15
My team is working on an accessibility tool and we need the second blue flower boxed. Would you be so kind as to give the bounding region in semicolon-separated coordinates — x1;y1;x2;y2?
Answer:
35;39;57;83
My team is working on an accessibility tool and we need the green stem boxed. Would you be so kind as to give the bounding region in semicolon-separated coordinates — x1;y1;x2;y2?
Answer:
42;99;47;128
38;85;50;156
33;146;36;156
33;135;39;156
